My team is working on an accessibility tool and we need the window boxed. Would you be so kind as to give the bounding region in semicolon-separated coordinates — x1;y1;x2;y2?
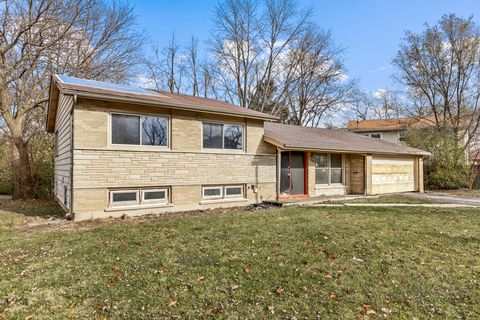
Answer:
142;189;168;204
360;132;381;139
314;153;344;185
202;122;243;150
399;131;406;142
109;188;170;207
202;185;244;200
225;185;244;198
110;190;139;207
111;113;168;147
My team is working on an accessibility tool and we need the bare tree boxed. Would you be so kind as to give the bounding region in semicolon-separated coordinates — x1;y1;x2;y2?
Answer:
186;36;199;96
0;0;144;199
282;27;357;127
353;89;404;120
393;14;480;147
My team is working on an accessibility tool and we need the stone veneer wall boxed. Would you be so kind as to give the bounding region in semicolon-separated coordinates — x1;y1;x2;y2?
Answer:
71;98;277;220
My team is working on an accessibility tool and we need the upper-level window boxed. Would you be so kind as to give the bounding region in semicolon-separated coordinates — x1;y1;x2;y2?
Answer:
398;131;406;142
111;113;168;147
313;153;344;185
203;122;243;150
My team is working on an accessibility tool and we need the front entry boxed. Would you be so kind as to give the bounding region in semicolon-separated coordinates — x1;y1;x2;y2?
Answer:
280;151;305;195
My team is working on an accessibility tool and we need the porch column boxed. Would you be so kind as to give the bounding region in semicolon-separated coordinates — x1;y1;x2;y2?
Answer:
365;154;373;195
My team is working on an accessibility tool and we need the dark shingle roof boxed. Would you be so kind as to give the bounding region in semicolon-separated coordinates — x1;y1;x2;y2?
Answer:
264;122;430;156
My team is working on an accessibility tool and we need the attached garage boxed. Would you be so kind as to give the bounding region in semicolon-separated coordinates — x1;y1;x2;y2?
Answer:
371;156;416;194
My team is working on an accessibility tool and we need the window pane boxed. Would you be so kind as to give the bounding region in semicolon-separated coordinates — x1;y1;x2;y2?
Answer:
331;168;343;184
315;169;328;184
224;125;243;150
144;190;166;200
142;116;168;146
112;192;137;205
112;114;140;145
331;154;342;168
370;133;381;139
203;123;222;148
314;154;328;168
225;186;242;196
203;187;221;197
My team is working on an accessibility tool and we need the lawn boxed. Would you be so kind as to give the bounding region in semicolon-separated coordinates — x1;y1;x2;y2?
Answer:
332;195;435;204
1;201;480;319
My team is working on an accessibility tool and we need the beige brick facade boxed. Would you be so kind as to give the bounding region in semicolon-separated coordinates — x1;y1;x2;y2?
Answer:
71;98;277;220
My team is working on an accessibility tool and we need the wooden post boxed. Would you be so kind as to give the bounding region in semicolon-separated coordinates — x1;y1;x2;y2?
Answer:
365;154;373;195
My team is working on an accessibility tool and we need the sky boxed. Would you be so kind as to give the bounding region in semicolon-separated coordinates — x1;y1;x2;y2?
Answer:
133;0;480;95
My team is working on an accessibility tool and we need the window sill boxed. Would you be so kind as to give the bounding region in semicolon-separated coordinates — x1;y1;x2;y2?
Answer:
315;184;346;189
105;203;173;212
199;198;248;205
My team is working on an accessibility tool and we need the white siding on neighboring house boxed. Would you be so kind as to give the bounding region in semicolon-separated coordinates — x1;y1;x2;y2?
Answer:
371;156;415;194
54;94;74;211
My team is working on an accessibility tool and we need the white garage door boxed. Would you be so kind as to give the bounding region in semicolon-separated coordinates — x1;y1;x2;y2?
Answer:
372;156;415;194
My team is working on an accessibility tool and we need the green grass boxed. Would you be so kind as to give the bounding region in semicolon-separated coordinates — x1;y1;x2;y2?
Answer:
1;201;480;319
338;195;435;204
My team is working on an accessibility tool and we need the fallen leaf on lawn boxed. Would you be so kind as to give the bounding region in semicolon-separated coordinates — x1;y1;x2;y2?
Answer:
24;316;33;320
366;309;376;315
168;300;177;307
197;276;205;282
267;305;275;314
101;315;108;320
275;287;284;294
244;267;251;273
330;293;337;299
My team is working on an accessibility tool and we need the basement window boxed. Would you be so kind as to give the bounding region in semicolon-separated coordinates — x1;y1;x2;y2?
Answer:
109;188;170;208
110;190;139;207
202;185;244;200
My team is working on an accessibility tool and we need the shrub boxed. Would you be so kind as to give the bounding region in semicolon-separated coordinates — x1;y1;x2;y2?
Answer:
405;127;468;189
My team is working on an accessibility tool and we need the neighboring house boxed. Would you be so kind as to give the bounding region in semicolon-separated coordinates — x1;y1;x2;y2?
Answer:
47;75;430;221
347;117;475;148
347;117;436;144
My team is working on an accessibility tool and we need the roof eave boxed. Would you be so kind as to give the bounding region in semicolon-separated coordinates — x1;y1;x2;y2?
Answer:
61;88;279;121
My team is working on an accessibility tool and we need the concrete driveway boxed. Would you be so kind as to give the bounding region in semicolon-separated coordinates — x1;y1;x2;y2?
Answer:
0;195;12;200
404;192;480;206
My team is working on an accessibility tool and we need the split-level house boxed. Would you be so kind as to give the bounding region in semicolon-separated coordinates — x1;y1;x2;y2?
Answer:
47;75;430;221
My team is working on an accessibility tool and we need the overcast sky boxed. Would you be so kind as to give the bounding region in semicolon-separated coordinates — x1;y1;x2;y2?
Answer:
133;0;480;95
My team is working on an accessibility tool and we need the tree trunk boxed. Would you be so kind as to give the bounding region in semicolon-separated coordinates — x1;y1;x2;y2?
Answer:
11;137;34;199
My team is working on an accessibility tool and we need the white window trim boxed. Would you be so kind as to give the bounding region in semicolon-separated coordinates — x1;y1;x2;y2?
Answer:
201;121;245;151
202;186;223;200
224;185;244;198
141;188;169;204
110;112;170;149
110;190;139;207
314;153;345;186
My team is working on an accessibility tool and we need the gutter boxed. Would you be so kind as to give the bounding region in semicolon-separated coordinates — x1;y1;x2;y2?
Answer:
263;136;431;157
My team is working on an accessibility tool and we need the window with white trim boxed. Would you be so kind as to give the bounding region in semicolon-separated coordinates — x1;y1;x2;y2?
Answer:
398;131;406;142
109;188;170;207
313;153;344;185
142;188;169;204
111;113;168;146
202;185;244;200
361;132;382;139
110;190;139;207
202;122;243;150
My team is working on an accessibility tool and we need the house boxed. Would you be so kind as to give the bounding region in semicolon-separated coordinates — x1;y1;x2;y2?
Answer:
46;75;430;221
347;117;435;144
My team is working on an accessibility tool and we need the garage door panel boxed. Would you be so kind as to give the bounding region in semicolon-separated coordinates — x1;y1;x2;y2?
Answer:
372;156;415;194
